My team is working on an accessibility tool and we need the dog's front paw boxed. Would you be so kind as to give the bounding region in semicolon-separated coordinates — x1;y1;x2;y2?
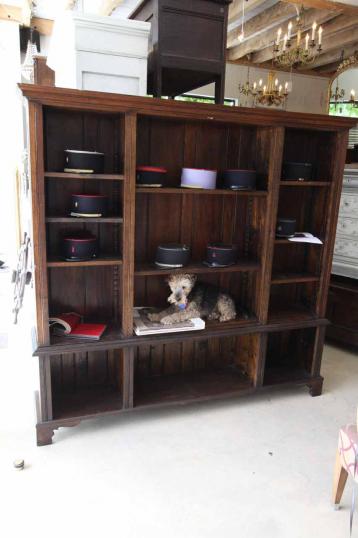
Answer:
148;313;160;322
160;316;172;325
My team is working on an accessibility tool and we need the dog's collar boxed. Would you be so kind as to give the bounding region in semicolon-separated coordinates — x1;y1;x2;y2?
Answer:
178;303;187;311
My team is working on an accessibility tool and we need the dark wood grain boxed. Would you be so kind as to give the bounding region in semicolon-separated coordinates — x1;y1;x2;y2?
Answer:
23;84;351;442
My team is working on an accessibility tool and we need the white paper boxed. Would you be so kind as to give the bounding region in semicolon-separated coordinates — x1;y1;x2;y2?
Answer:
288;233;323;244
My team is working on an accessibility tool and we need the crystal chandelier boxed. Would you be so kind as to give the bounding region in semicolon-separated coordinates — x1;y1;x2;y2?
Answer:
349;90;358;108
21;28;38;82
273;9;323;68
239;69;290;107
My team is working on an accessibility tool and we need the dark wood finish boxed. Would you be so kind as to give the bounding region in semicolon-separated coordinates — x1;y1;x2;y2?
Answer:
135;260;260;276
326;275;358;348
33;56;55;87
129;0;231;103
45;172;124;180
21;84;354;444
136;187;267;196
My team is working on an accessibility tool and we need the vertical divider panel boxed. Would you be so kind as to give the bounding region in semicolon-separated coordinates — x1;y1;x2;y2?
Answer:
121;112;137;408
255;127;284;323
316;130;349;318
254;127;284;388
29;101;50;345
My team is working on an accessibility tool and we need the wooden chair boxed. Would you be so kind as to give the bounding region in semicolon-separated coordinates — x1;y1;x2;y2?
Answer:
332;414;358;509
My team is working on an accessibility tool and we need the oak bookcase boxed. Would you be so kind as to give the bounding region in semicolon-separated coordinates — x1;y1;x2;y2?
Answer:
20;84;355;445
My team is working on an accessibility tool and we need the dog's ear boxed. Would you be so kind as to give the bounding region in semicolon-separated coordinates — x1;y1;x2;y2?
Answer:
189;274;197;286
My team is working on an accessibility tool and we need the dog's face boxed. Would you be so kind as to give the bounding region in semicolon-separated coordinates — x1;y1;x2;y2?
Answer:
167;274;197;307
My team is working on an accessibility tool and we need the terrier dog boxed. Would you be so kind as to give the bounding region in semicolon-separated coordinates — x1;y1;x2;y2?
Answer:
148;273;236;325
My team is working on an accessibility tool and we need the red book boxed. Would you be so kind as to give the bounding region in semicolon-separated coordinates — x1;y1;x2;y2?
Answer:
49;312;107;340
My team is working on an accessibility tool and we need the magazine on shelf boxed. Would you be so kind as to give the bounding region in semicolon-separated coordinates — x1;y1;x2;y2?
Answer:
49;312;107;340
288;233;323;244
133;307;205;336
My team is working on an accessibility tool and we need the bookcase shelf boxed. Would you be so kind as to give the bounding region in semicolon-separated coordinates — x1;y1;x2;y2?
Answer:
134;260;260;276
21;83;354;445
136;187;268;196
46;216;123;223
47;257;123;268
45;172;124;181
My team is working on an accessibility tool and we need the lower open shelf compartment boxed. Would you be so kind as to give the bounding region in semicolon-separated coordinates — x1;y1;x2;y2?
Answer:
133;333;259;407
263;327;316;386
50;349;124;420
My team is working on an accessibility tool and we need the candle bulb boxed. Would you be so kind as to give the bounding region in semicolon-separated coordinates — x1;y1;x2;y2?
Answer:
283;34;288;51
312;21;317;41
259;79;262;87
263;85;266;94
287;21;292;41
253;81;257;90
275;78;278;87
276;27;282;45
351;89;356;101
279;84;282;94
318;26;323;46
305;33;309;51
285;81;289;92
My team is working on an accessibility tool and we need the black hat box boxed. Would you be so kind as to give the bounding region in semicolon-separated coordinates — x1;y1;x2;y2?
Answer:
63;234;98;261
204;243;238;267
70;194;108;217
64;150;105;174
223;169;256;190
155;243;190;268
276;218;297;238
282;162;313;181
136;166;167;187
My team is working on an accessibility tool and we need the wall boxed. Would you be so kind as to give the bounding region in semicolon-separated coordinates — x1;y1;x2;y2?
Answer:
191;62;330;114
0;20;24;262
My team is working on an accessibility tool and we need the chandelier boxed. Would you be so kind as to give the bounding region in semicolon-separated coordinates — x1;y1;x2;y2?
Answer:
330;51;345;110
239;69;290;107
273;9;323;68
349;90;358;108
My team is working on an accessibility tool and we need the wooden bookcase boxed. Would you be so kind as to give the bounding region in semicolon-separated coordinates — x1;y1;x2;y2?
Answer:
20;84;355;445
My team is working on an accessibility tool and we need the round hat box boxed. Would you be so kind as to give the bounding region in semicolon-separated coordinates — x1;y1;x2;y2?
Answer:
63;234;98;261
64;150;105;174
282;162;312;181
136;166;167;187
155;243;190;268
181;168;217;190
204;243;238;267
223;169;256;190
70;194;108;217
276;218;297;238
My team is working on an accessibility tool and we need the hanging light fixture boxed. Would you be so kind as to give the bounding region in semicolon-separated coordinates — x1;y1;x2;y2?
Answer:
273;7;323;68
330;51;346;110
237;0;247;43
21;27;38;82
239;68;290;107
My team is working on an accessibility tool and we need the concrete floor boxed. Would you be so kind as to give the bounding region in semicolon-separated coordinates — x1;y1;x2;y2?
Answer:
1;308;358;538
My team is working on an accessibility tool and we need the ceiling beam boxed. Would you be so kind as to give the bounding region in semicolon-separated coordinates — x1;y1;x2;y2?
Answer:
31;17;53;36
98;0;124;16
229;0;272;23
228;8;336;61
0;2;32;25
281;0;358;15
297;31;358;69
227;57;332;76
227;1;295;49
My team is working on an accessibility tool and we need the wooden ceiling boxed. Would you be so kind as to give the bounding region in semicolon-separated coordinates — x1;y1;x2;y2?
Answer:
227;0;358;76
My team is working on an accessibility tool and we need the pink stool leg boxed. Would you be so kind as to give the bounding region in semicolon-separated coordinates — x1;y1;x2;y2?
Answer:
333;448;349;509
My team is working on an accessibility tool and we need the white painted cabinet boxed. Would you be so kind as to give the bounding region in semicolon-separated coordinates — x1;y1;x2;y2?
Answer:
332;167;358;279
47;12;150;96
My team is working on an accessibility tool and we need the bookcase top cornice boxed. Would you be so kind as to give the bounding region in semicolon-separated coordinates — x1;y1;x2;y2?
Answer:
19;83;356;132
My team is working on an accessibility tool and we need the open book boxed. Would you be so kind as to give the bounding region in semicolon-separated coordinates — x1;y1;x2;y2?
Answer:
49;312;107;340
133;307;205;336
